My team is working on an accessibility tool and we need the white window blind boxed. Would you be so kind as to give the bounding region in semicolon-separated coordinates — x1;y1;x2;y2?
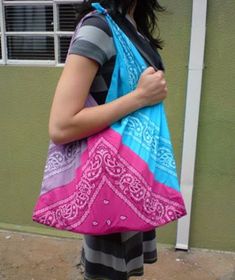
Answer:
0;0;83;66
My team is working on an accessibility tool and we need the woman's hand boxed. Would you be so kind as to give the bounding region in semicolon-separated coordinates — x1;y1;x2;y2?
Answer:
49;57;167;145
134;67;168;107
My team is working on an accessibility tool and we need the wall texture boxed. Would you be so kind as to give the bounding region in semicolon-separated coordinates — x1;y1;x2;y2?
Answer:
190;0;235;251
0;0;234;251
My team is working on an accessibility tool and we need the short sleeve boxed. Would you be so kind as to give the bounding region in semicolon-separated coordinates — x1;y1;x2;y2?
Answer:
68;14;116;66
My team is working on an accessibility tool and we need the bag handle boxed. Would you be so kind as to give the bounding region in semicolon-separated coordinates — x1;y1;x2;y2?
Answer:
92;3;164;72
110;12;159;71
92;3;163;72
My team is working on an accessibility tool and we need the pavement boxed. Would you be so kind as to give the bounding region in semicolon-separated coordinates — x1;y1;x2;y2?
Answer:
0;229;234;280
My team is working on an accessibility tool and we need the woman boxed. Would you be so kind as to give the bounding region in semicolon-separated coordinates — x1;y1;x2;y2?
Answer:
49;1;167;279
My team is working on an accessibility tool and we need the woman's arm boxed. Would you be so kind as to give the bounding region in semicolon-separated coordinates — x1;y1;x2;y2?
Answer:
49;54;167;145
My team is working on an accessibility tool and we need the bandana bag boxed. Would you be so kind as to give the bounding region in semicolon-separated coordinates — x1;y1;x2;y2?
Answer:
32;3;187;235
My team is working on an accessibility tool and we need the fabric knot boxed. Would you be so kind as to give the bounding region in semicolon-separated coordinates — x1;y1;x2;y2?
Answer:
92;3;108;15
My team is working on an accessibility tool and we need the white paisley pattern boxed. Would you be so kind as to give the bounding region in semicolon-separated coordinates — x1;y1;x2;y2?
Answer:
44;141;82;179
112;23;143;91
121;112;177;176
34;136;185;230
106;12;177;177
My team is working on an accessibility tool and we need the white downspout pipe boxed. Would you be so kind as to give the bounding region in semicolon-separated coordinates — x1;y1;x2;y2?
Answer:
175;0;208;250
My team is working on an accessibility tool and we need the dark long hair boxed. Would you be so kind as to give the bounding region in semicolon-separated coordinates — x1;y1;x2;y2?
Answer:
75;0;165;49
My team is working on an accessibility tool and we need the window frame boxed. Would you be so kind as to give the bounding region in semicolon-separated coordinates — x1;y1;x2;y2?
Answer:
0;0;82;67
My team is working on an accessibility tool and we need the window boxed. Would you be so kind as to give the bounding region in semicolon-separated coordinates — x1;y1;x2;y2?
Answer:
0;0;83;66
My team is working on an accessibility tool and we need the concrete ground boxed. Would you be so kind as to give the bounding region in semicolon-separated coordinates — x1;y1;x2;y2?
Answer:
0;230;234;280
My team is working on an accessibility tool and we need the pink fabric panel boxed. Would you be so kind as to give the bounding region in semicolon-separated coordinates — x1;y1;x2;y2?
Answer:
33;129;186;234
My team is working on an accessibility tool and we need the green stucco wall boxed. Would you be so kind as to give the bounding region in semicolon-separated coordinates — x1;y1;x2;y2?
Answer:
190;0;235;251
0;0;234;251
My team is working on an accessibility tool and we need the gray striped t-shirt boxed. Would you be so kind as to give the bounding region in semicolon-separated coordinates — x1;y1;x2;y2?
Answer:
68;14;116;105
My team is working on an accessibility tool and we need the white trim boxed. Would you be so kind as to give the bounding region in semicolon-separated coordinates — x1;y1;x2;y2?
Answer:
53;1;59;64
0;0;2;63
6;32;55;36
7;59;55;66
56;32;73;36
3;0;83;5
56;63;65;67
5;32;73;36
54;0;83;3
0;0;7;64
3;1;53;6
176;0;208;250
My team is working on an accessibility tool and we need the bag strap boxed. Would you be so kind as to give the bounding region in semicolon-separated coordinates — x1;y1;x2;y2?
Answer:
91;3;164;71
110;12;160;71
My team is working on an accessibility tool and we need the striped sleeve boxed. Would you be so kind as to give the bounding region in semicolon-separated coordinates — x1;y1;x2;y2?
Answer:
68;14;116;66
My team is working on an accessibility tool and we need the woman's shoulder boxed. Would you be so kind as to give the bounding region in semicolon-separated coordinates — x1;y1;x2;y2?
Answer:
68;12;115;66
77;12;112;37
